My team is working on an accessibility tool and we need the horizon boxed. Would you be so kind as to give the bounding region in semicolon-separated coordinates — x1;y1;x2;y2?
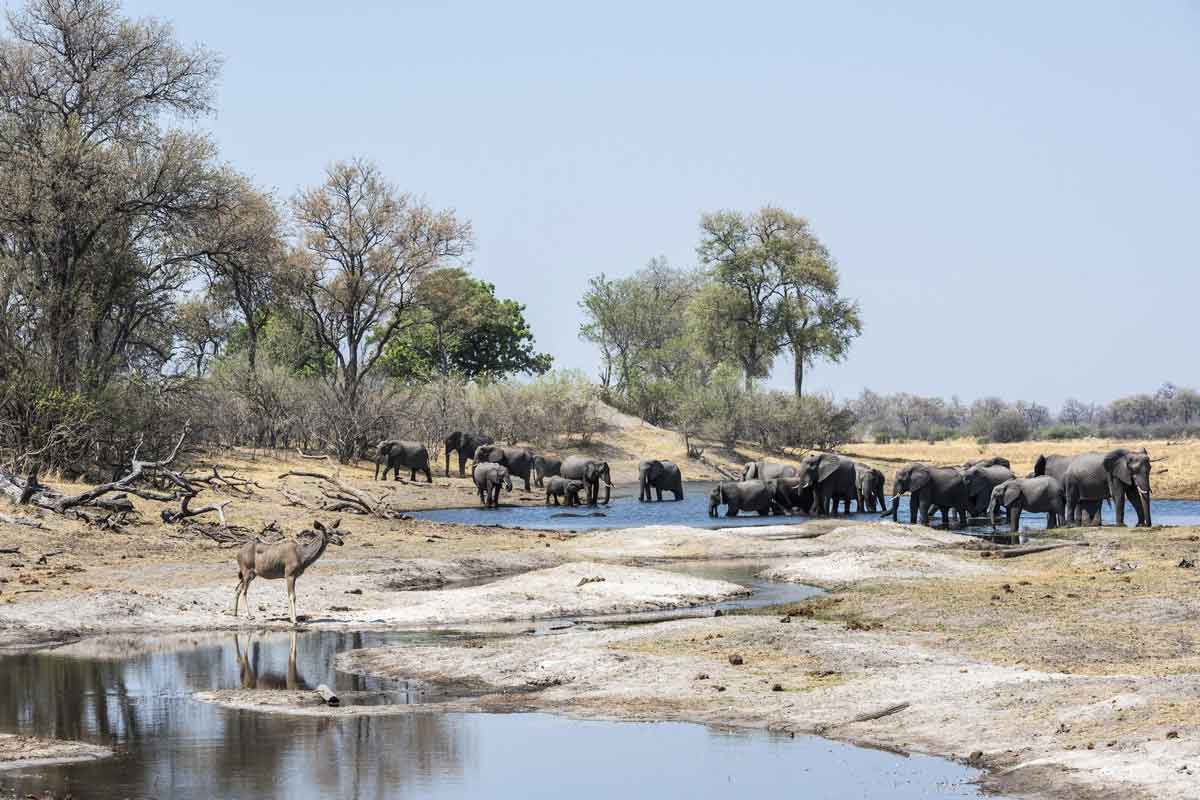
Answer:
121;0;1200;408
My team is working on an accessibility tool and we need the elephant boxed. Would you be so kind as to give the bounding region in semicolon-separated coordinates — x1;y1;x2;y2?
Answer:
798;453;857;515
1064;448;1152;527
771;476;814;515
374;440;432;482
854;464;887;513
1032;453;1073;483
887;463;969;528
988;477;1065;532
444;431;494;477
473;444;535;492
473;462;512;508
962;462;1016;518
963;456;1012;470
544;476;586;507
707;480;789;517
638;459;683;501
560;456;613;505
741;461;798;481
533;455;562;489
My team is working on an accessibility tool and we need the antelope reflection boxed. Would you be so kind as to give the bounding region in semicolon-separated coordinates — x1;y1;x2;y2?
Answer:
233;631;309;691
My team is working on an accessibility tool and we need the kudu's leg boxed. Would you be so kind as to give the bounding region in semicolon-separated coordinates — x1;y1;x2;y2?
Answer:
287;575;297;626
242;573;255;619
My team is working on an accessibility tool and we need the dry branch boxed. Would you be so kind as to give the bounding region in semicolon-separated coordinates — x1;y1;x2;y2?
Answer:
278;471;403;518
0;514;42;529
980;542;1089;559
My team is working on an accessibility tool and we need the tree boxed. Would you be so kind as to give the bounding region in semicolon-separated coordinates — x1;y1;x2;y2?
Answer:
0;0;222;391
381;268;551;381
290;158;471;460
695;207;860;396
175;298;231;377
191;172;284;372
1058;398;1096;426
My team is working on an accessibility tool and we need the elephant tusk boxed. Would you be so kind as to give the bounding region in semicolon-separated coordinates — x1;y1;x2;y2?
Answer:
1139;488;1150;495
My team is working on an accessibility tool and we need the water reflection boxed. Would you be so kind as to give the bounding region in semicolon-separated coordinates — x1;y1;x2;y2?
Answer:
0;625;1011;799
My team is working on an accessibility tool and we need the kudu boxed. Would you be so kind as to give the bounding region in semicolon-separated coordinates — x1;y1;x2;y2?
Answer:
231;519;345;625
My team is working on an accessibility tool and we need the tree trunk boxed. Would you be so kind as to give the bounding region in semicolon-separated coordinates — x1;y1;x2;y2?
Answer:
793;350;804;399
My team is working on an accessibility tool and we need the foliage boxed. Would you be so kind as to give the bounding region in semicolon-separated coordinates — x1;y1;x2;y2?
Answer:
381;268;551;381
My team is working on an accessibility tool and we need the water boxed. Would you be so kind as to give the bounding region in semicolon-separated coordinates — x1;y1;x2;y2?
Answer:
0;627;1003;799
410;482;1200;533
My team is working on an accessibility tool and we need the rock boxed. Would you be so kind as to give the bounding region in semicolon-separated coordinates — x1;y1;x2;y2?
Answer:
576;576;606;587
345;588;363;594
772;683;783;692
1167;730;1180;739
967;751;985;767
728;654;744;666
779;615;791;623
694;673;709;680
1178;559;1195;569
713;609;723;617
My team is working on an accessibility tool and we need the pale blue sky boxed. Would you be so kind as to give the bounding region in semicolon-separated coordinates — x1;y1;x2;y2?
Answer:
127;1;1199;408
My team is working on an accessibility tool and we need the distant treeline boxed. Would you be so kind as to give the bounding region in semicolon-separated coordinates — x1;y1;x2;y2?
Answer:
852;383;1200;444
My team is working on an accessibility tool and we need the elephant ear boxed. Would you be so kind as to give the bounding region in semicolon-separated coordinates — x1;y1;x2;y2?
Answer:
1104;449;1132;483
1002;481;1022;506
817;454;840;483
1033;455;1047;477
908;466;931;494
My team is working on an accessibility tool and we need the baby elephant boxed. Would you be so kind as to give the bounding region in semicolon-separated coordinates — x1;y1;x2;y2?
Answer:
988;476;1065;532
473;462;512;508
545;476;586;507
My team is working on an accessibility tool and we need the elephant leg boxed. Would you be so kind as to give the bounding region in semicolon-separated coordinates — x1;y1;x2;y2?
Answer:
1064;484;1077;528
459;452;468;478
1008;501;1022;533
726;500;739;517
1110;479;1125;527
918;496;931;526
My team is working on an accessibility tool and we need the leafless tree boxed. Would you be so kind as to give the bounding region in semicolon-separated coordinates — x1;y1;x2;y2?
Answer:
289;158;471;460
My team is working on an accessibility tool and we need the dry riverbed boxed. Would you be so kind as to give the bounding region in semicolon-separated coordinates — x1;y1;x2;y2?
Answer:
0;734;111;771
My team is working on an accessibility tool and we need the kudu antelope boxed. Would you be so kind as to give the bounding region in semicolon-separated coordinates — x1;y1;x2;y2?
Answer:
231;519;345;625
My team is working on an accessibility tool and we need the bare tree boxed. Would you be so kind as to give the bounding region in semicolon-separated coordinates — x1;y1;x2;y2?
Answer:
0;0;222;391
290;159;471;460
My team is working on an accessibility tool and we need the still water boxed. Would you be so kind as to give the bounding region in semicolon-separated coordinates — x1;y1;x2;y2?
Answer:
410;482;1200;533
0;626;1005;799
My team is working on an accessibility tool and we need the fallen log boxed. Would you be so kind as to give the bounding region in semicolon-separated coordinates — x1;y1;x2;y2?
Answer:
816;702;911;734
0;514;43;529
0;546;19;554
980;542;1089;559
316;684;340;707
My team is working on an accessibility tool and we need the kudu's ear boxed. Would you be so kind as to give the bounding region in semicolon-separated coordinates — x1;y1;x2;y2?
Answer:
332;518;342;530
313;519;326;532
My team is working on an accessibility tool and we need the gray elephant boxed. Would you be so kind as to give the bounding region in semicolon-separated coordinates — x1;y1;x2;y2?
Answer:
544;476;585;507
473;462;512;508
473;444;535;492
374;440;432;482
560;456;612;505
1064;448;1152;527
854;464;887;513
771;476;814;515
638;459;683;501
963;456;1012;470
798;453;856;514
707;480;788;517
1032;453;1073;483
741;461;798;481
533;455;562;488
962;461;1015;518
988;477;1065;532
444;431;494;477
887;463;969;528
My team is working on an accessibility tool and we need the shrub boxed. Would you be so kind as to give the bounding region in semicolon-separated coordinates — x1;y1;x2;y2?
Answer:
989;411;1030;443
1042;424;1092;440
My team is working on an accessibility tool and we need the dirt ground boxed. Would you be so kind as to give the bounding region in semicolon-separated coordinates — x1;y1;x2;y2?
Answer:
2;418;1199;799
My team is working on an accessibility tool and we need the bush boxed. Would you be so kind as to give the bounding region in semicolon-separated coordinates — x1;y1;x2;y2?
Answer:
989;411;1030;443
1042;424;1092;440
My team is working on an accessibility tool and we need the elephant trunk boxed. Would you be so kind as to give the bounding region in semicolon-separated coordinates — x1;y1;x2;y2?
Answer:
883;493;901;521
988;495;998;531
1134;474;1151;526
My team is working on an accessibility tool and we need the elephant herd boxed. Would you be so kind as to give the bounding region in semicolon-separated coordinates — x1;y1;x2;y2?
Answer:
709;454;884;518
711;447;1154;533
373;431;683;510
376;433;1153;530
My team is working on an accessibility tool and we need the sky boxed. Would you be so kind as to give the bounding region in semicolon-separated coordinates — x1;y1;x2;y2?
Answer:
121;0;1200;409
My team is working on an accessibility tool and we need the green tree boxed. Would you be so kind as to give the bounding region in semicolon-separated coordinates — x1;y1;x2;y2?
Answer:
381;268;551;381
695;207;861;396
